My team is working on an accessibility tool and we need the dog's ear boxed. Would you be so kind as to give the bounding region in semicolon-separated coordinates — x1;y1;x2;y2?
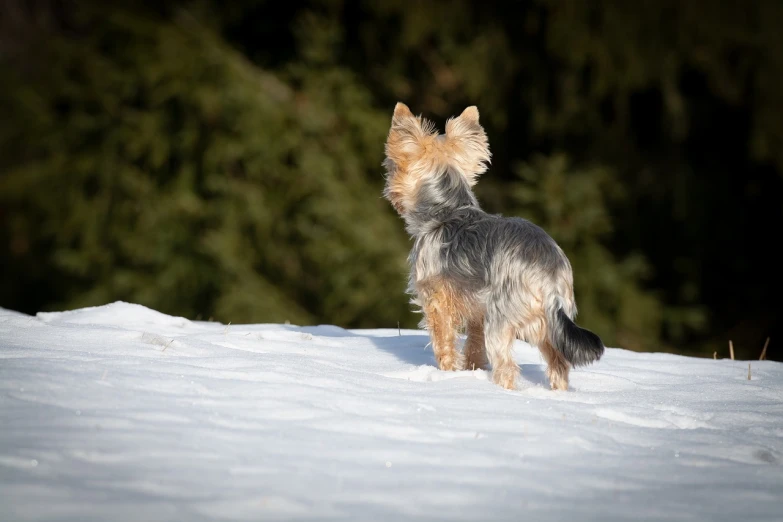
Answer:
392;102;414;124
383;103;437;214
385;102;435;167
444;105;491;185
455;106;480;124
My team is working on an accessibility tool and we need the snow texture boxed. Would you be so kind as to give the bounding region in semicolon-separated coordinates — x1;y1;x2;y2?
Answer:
1;301;781;521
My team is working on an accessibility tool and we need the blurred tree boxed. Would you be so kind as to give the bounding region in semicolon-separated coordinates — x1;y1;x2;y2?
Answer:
330;0;780;357
0;3;413;327
506;154;705;353
1;0;781;360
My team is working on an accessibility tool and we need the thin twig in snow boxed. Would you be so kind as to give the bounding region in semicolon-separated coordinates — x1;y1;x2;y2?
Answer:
760;337;769;361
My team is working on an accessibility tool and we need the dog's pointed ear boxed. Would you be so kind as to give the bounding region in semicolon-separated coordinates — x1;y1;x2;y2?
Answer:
385;102;434;166
392;102;414;123
444;106;491;185
458;105;480;123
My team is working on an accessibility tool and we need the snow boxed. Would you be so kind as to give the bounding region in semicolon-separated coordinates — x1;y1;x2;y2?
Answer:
1;301;781;522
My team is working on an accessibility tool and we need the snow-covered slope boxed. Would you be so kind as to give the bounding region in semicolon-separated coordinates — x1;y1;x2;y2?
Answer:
1;302;781;521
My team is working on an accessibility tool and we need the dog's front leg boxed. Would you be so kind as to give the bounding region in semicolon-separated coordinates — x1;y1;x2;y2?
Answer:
422;284;464;372
464;317;488;371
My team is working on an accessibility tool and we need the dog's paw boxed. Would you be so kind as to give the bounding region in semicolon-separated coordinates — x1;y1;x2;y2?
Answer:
548;373;569;391
463;353;489;371
492;365;519;390
546;364;570;391
436;351;465;372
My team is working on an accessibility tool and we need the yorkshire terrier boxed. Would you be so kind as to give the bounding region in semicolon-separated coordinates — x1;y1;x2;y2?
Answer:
382;102;604;391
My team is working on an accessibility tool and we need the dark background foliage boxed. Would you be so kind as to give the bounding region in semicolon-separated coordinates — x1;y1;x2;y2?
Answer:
1;0;780;361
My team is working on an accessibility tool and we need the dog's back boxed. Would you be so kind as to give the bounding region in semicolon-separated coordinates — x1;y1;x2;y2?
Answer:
411;191;603;366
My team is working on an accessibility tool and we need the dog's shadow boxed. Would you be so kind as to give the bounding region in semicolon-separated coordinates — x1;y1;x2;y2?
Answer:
282;324;553;387
518;363;551;387
283;324;436;367
364;332;437;367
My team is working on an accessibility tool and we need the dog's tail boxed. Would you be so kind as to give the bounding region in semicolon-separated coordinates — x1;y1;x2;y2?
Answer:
548;303;604;367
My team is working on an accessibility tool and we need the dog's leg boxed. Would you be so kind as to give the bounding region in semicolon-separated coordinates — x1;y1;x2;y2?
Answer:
464;317;488;370
423;285;464;372
484;317;518;389
539;339;570;391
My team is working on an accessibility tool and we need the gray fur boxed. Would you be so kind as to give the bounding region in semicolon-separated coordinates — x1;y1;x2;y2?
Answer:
402;166;604;368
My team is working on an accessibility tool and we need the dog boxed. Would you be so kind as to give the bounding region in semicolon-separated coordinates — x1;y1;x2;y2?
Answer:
382;102;604;391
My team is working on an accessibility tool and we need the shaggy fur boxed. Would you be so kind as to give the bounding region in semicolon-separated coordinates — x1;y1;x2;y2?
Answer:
383;102;604;391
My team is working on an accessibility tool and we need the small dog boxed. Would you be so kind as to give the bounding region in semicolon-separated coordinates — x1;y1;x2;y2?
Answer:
382;102;604;391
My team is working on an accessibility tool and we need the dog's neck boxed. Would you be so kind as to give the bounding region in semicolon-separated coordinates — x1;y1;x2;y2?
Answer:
404;167;482;237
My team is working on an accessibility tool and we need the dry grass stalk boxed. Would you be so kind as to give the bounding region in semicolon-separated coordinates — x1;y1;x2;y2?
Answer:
760;337;769;361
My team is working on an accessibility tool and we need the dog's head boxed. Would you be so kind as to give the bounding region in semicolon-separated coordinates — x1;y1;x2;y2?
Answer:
382;102;491;216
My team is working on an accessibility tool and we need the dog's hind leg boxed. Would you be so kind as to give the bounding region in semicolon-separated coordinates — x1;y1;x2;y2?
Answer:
484;315;518;389
514;308;568;390
464;317;488;371
422;282;464;372
539;339;570;391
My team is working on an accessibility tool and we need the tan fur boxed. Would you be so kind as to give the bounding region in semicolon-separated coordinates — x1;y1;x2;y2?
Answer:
514;288;548;347
384;103;490;215
487;325;518;390
419;279;467;372
464;318;488;371
539;339;570;391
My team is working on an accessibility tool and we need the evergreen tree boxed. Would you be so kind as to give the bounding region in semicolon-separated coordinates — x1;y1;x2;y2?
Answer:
0;5;414;327
503;154;705;353
2;0;781;359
